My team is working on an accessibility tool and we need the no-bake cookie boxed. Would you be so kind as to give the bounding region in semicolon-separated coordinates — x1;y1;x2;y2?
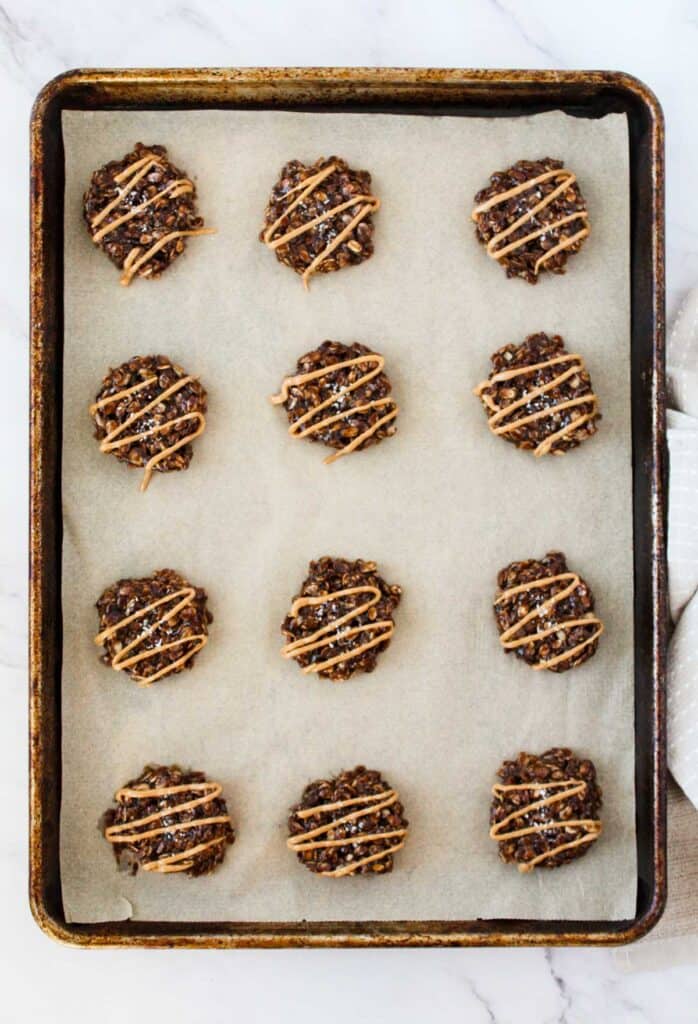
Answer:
271;341;398;464
494;551;603;672
281;557;401;681
471;158;589;283
95;568;212;685
90;355;207;491
83;142;214;285
287;766;408;877
260;157;379;289
103;764;235;876
489;748;602;872
473;332;600;456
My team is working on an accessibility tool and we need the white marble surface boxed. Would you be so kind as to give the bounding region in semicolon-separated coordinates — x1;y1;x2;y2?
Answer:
2;1;697;1021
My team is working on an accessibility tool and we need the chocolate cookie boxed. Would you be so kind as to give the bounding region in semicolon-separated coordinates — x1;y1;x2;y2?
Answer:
260;157;379;289
103;764;235;876
281;557;401;681
474;333;600;456
95;569;212;685
271;341;398;464
83;142;213;285
287;766;408;877
489;748;602;872
471;158;589;283
90;355;207;491
494;552;603;673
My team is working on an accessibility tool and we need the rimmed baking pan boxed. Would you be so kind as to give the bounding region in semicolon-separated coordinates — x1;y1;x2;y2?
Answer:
29;67;666;947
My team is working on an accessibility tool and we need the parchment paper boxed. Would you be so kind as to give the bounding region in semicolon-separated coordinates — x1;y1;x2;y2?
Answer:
60;108;634;923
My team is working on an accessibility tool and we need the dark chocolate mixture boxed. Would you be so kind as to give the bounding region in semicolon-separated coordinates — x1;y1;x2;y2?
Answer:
83;142;210;284
91;354;207;490
95;568;212;685
260;157;378;286
287;766;408;877
494;551;602;672
103;764;235;877
490;748;602;871
272;340;398;462
281;557;402;681
474;332;600;456
472;158;589;283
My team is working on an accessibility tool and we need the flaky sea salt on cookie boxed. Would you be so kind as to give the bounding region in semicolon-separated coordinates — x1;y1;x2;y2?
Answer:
280;556;401;681
83;142;214;285
494;551;603;672
489;748;602;872
271;340;398;464
471;158;589;283
287;766;408;877
95;568;212;685
90;355;207;492
474;332;600;456
260;156;379;289
103;764;235;876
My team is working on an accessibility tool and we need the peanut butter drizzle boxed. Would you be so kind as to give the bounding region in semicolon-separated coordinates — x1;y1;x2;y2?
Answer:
89;373;206;492
120;228;216;286
262;162;380;290
288;788;407;877
471;168;590;276
89;151;215;286
94;586;208;685
270;354;398;465
281;585;394;676
495;572;604;671
105;780;231;873
473;353;598;456
489;779;602;872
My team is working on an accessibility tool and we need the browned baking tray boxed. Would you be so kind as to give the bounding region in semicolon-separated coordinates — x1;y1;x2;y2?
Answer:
29;67;667;947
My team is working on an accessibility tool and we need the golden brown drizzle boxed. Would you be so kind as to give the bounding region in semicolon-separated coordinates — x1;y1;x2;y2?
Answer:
471;168;589;276
105;780;231;873
94;586;208;685
89;374;206;492
120;229;215;286
262;162;380;290
89;152;215;286
90;155;163;230
489;779;602;872
495;572;603;671
473;352;598;456
270;353;398;465
281;585;394;675
287;788;407;877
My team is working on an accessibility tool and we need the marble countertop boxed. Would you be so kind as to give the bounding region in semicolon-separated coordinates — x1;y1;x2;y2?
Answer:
3;1;698;1021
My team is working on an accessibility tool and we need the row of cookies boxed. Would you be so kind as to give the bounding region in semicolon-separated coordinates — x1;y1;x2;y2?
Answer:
90;331;599;494
94;552;602;685
84;143;589;289
102;751;602;879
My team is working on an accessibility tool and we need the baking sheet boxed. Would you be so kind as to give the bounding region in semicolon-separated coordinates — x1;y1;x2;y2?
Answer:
60;108;634;923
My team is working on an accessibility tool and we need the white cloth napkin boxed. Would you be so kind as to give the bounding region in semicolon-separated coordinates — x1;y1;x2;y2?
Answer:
613;292;698;971
667;288;698;808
